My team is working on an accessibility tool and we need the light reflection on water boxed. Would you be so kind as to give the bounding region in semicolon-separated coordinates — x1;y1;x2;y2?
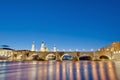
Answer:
0;61;119;80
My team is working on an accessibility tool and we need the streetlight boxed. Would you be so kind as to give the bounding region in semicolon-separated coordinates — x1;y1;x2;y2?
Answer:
76;49;78;52
82;49;85;51
62;49;65;52
69;49;72;52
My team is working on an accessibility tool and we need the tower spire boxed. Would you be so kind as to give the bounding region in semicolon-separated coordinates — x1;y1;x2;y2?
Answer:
40;41;45;52
31;41;35;51
53;44;57;52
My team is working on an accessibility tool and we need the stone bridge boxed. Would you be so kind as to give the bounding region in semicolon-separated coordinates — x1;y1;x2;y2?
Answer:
7;50;120;61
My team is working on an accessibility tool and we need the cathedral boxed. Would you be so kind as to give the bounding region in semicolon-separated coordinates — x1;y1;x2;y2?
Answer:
31;41;57;52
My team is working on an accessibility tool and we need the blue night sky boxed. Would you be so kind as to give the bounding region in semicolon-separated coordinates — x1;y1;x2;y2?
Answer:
0;0;120;51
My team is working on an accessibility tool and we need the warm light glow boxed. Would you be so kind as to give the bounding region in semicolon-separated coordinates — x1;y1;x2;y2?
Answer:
99;62;106;80
43;62;47;80
56;62;60;80
69;62;73;80
84;62;89;80
62;62;66;80
48;61;54;80
107;62;117;80
91;62;98;80
75;62;81;80
0;60;119;80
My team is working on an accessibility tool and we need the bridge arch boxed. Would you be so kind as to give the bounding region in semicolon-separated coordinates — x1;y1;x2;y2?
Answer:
79;54;93;60
99;55;110;60
31;53;40;60
45;54;56;60
61;54;73;60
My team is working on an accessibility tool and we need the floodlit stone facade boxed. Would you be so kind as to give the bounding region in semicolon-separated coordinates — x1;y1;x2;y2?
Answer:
0;48;13;60
97;42;120;60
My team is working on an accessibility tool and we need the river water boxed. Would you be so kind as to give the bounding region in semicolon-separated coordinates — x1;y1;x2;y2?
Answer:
0;61;120;80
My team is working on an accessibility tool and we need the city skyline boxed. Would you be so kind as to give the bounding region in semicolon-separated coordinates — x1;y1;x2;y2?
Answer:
0;0;120;51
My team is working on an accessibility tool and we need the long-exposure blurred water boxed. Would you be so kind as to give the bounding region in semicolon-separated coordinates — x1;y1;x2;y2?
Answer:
0;61;119;80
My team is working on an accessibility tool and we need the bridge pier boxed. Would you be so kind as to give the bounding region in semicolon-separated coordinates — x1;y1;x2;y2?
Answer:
72;56;79;61
56;55;62;61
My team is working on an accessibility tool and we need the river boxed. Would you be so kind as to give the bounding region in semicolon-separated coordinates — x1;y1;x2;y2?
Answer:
0;61;120;80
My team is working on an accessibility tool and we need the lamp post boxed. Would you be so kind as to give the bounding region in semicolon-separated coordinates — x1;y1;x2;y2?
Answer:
75;49;78;52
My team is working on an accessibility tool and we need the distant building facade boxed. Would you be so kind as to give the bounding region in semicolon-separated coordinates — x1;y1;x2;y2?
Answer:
0;48;13;60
